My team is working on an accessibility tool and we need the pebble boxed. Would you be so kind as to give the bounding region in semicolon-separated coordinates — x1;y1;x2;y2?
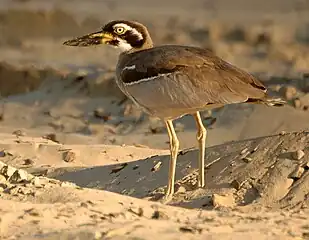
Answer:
289;166;305;179
292;150;305;160
294;98;302;109
0;174;7;184
151;210;169;220
175;185;187;194
62;150;76;162
240;148;249;155
211;194;235;207
0;165;16;178
10;169;30;182
12;129;26;137
151;161;162;172
242;157;252;163
280;86;297;100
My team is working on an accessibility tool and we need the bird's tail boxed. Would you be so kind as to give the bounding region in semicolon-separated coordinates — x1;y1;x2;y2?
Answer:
259;97;287;107
247;96;287;107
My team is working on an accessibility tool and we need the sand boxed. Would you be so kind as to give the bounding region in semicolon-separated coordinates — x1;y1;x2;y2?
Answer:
1;0;309;239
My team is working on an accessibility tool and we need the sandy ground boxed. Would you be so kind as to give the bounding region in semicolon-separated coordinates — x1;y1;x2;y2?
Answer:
1;0;309;239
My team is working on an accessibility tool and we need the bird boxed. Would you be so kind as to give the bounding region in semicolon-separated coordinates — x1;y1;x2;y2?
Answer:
63;20;286;201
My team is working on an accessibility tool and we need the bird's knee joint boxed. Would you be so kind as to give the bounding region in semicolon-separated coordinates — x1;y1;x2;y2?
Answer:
197;127;207;141
171;139;180;152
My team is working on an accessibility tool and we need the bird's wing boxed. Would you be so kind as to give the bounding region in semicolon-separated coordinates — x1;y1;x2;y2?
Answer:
121;45;267;105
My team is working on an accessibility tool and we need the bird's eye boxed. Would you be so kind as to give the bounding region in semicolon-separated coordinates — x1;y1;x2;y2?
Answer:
114;27;126;35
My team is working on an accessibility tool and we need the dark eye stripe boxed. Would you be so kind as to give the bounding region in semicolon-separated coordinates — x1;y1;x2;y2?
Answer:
125;30;144;47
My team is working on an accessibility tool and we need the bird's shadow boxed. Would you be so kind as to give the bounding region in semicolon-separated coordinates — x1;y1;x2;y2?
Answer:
51;134;279;208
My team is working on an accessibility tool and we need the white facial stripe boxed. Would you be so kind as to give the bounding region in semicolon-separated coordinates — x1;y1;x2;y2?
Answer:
117;39;133;51
124;73;173;86
114;23;143;40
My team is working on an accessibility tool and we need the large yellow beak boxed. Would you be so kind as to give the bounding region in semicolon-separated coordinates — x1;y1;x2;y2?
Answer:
63;30;114;47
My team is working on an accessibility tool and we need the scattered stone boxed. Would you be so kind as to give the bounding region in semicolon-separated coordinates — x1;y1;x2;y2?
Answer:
60;181;76;188
175;185;187;194
0;165;16;179
32;177;45;188
151;210;169;220
110;163;128;174
280;86;297;100
292;150;305;160
242;157;252;163
62;150;76;163
230;179;247;190
133;143;149;148
0;150;6;157
128;207;144;217
93;108;111;121
10;169;31;183
23;158;34;166
25;208;42;217
12;129;26;137
0;174;7;184
296;94;309;110
240;148;249;155
294;98;302;109
42;133;60;143
151;161;162;172
289;166;305;179
279;131;287;136
211;194;235;207
179;226;202;234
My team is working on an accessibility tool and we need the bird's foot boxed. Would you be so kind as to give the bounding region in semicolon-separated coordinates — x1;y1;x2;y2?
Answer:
159;193;173;204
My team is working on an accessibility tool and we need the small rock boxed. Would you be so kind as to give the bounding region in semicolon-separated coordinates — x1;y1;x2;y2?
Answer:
110;163;128;174
0;174;7;184
289;166;305;179
0;151;5;157
60;181;76;188
242;157;252;163
151;210;169;220
175;185;186;194
211;194;235;207
25;208;42;217
62;150;76;163
23;158;34;166
42;133;60;143
32;177;44;188
93;108;110;121
280;86;297;100
179;226;202;234
294;98;302;109
240;148;249;155
292;150;305;160
12;129;26;137
0;165;16;178
10;169;30;182
151;161;162;172
230;179;247;190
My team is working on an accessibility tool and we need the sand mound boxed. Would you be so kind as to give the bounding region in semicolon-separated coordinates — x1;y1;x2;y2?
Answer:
1;132;309;239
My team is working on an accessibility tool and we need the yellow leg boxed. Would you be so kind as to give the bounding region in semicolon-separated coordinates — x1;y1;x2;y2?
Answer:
193;111;207;188
164;119;180;199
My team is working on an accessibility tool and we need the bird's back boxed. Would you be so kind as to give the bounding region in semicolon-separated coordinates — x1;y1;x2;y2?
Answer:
116;45;268;119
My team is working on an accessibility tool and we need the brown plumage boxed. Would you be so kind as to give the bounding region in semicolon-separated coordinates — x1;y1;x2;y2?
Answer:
63;20;286;202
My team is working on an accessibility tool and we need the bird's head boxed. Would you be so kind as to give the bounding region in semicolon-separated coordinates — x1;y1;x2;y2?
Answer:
63;20;153;53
